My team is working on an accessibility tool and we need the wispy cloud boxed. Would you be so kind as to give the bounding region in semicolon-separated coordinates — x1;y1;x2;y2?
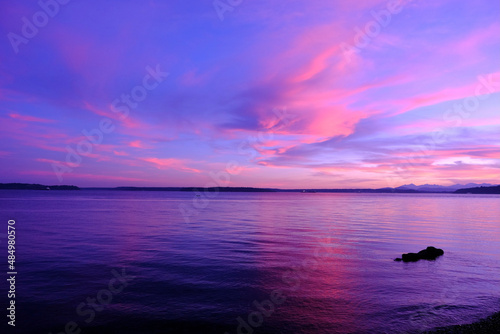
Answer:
1;0;499;187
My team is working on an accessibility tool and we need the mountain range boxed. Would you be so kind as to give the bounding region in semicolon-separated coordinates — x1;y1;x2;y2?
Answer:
396;183;496;192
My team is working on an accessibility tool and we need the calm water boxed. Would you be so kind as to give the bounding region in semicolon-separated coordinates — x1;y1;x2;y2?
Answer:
0;190;499;334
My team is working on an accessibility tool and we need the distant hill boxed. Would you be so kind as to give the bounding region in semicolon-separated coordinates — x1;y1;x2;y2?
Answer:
114;186;277;192
396;183;495;192
0;183;80;190
454;185;500;194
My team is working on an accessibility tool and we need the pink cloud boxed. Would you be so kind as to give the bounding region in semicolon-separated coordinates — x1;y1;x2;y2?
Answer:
84;101;143;129
0;116;68;153
454;22;500;57
141;157;201;173
432;147;500;159
180;67;219;87
113;150;129;156
400;72;500;115
290;46;339;84
9;113;56;123
129;140;147;148
17;170;147;183
392;118;500;136
36;158;62;164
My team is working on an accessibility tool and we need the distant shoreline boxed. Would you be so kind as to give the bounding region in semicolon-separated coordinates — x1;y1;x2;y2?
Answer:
1;183;499;194
0;183;79;190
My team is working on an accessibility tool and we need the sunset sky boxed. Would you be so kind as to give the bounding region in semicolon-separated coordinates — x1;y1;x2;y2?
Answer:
1;0;499;188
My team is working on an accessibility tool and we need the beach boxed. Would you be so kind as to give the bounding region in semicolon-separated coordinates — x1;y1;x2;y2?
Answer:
425;311;500;333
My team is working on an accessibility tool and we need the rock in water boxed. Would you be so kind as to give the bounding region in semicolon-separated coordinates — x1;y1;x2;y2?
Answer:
417;246;444;260
395;246;444;262
401;252;421;262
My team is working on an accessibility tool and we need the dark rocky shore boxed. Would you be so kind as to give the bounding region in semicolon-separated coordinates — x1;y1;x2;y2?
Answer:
424;311;500;333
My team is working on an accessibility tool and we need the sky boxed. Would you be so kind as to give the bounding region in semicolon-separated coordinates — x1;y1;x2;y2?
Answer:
0;0;499;188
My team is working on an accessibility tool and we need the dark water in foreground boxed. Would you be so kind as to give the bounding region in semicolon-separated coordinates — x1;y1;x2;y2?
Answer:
0;190;499;333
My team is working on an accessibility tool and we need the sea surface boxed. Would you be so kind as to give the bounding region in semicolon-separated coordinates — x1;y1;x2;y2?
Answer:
0;190;499;334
